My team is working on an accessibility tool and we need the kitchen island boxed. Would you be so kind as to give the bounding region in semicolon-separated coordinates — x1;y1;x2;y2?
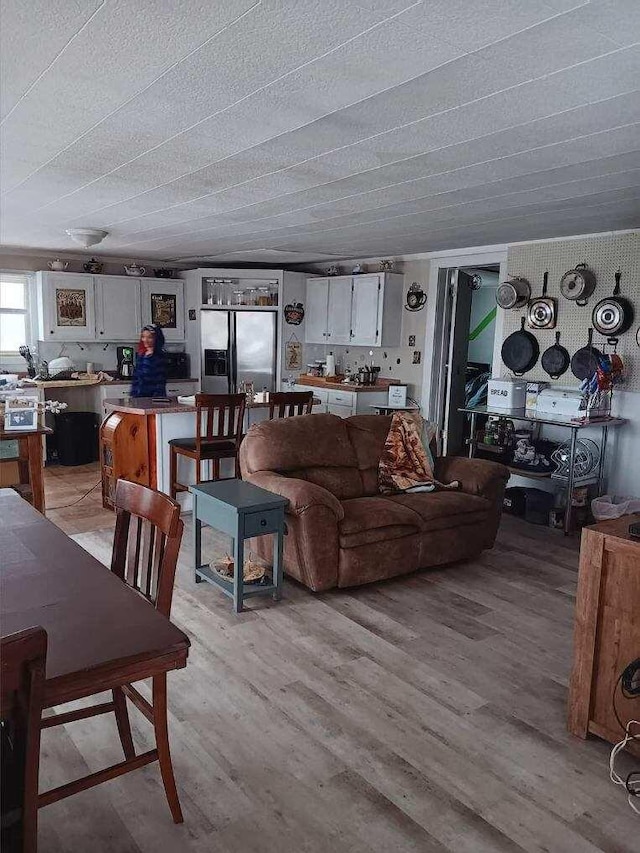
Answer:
101;394;319;511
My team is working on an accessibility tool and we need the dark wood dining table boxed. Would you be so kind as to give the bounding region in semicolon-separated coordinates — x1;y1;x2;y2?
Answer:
0;489;190;808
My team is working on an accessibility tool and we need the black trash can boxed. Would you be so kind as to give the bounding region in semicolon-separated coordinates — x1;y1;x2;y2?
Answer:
55;411;100;466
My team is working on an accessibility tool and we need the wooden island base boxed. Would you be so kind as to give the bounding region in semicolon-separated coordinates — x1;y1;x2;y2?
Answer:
568;513;640;754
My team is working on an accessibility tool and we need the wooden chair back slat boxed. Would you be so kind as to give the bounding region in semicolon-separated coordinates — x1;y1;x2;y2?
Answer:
194;394;246;450
1;626;47;853
111;480;183;617
268;391;314;420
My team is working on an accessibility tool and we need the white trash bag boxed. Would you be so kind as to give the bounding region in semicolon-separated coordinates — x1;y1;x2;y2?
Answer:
591;495;640;521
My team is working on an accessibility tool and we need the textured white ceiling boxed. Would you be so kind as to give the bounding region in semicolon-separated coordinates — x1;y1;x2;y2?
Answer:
1;0;639;263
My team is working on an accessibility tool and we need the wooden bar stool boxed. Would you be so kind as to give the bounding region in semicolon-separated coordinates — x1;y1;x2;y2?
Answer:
169;394;246;498
1;626;47;853
40;480;186;823
267;391;313;419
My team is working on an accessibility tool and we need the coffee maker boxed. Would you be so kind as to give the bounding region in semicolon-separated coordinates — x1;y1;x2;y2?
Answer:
116;346;135;379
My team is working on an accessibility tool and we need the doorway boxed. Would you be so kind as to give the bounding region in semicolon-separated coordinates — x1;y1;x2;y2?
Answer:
426;255;506;456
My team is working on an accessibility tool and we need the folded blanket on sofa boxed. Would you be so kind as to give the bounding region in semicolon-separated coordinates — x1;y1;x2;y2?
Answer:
378;412;459;494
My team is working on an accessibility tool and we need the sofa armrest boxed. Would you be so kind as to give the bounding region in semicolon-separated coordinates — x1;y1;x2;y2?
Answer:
434;456;510;499
245;471;345;521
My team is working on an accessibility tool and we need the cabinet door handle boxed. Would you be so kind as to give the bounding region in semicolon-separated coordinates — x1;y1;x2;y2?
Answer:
50;330;54;334
260;519;267;527
100;330;104;335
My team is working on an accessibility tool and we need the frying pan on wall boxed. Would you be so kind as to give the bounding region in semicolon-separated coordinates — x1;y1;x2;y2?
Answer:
570;328;603;381
527;271;556;330
501;317;540;376
541;332;570;379
591;270;634;338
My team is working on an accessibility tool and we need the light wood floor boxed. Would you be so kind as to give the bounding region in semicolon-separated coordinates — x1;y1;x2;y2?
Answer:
38;465;638;852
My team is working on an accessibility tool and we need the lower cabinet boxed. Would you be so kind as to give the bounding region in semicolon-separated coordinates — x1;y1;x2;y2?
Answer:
292;385;389;416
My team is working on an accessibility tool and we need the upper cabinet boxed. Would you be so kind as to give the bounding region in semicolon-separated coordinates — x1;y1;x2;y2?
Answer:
36;272;96;341
304;277;330;344
305;273;402;347
94;276;141;341
140;279;185;343
36;272;185;342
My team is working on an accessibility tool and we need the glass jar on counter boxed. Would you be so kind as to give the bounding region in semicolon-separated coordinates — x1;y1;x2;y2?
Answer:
245;288;258;306
267;284;278;306
232;290;245;306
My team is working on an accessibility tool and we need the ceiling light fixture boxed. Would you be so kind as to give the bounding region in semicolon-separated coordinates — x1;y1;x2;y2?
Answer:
65;228;109;248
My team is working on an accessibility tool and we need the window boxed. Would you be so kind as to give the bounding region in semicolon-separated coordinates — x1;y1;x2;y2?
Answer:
0;272;31;355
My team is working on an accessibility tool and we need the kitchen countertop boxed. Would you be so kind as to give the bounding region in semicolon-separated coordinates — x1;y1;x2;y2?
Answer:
104;394;322;416
296;375;401;392
22;376;198;389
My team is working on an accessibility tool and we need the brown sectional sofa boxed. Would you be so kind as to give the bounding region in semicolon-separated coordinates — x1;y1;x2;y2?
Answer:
239;413;509;591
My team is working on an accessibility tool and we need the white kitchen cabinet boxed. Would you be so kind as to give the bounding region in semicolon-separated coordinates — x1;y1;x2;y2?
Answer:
326;279;353;345
305;273;403;348
36;272;96;342
351;273;403;346
141;279;185;342
304;278;330;344
94;276;141;341
351;275;382;346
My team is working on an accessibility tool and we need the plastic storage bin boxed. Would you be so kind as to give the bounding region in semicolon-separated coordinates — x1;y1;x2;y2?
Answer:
55;411;99;466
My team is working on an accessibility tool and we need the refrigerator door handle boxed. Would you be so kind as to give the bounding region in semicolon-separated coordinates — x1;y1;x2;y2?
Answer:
230;313;238;393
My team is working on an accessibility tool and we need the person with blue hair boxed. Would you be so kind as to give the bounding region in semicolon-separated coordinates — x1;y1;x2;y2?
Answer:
131;324;167;397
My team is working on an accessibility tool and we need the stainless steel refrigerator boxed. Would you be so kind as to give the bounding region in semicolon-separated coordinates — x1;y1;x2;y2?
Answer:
201;309;278;394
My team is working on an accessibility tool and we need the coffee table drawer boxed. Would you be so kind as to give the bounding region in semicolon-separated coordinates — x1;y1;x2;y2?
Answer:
243;508;282;537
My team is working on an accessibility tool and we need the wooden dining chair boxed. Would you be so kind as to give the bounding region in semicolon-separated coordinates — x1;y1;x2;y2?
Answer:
267;391;314;419
1;626;47;853
41;480;186;823
169;393;246;498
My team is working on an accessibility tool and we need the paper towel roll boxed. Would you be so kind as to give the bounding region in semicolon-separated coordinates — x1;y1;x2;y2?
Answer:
325;353;336;376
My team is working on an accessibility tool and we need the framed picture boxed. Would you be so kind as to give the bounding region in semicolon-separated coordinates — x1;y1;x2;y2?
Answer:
151;293;177;328
4;397;39;432
56;288;87;327
285;339;303;370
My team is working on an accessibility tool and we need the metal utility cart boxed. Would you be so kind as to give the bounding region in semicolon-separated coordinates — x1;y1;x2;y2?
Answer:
458;404;625;535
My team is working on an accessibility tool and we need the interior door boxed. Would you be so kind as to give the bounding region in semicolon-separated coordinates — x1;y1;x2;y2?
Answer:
304;278;329;343
326;279;352;345
442;269;474;456
351;275;381;345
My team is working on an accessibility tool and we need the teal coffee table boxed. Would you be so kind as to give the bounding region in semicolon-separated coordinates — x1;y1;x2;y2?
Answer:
190;479;288;613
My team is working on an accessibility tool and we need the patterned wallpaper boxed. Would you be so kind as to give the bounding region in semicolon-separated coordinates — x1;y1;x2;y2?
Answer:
501;231;640;393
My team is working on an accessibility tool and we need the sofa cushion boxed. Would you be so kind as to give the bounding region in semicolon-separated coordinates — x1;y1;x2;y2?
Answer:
339;496;421;548
241;413;363;500
386;491;491;532
242;413;358;474
345;415;392;495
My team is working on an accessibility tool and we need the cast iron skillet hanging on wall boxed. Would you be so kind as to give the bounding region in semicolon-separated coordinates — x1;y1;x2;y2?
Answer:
541;331;570;379
591;269;634;338
501;317;540;376
570;328;603;381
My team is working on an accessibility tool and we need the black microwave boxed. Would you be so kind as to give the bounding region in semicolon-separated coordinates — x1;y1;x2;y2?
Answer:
165;352;189;379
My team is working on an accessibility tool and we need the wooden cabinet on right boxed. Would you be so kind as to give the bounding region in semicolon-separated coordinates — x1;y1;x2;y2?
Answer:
305;273;403;347
568;514;640;752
